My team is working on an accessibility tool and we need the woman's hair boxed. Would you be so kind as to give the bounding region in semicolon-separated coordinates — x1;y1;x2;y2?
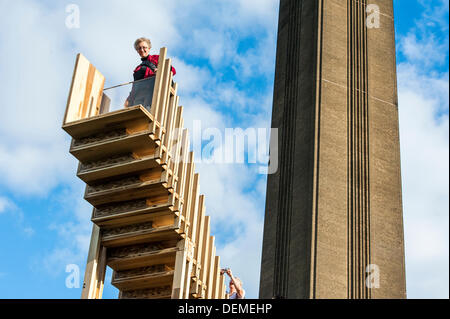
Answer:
134;37;152;50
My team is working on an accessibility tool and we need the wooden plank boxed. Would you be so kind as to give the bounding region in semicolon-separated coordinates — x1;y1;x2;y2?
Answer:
200;216;210;289
84;170;169;207
92;200;176;228
163;63;174;130
154;52;168;125
163;85;178;163
157;58;172;140
85;181;169;207
99;92;111;115
81;222;101;299
175;129;189;211
162;79;177;150
150;48;167;130
77;154;161;183
185;174;200;297
182;151;195;235
107;247;178;271
163;105;176;186
86;67;105;118
188;173;200;241
169;104;183;190
171;239;188;298
120;286;172;299
219;271;226;299
183;238;195;299
172;105;183;153
63;105;154;139
194;195;205;274
94;246;107;299
161;59;174;141
212;255;220;299
206;237;216;299
93;207;176;229
169;105;180;158
63;53;105;125
182;262;190;299
70;131;158;163
101;225;181;248
112;270;174;291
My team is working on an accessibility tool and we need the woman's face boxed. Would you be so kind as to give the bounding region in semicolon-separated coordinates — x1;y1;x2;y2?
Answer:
136;41;150;58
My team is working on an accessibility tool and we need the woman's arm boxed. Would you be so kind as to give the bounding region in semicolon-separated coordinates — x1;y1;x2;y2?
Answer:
226;269;245;298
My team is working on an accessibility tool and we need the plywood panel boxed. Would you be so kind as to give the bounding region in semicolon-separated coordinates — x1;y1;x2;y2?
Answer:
64;53;105;125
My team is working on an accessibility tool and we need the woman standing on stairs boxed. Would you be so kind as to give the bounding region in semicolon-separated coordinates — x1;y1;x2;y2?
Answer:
124;37;176;109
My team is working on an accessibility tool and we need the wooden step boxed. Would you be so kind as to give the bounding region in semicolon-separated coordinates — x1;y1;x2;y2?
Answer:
62;105;155;139
92;197;178;227
70;131;158;162
119;286;172;299
101;224;182;248
84;174;170;207
107;244;178;271
112;265;174;291
78;153;162;184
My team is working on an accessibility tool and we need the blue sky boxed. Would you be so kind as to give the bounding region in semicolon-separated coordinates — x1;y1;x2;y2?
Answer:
0;0;448;299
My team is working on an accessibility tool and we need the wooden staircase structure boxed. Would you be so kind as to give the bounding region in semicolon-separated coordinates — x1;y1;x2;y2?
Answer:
62;48;227;299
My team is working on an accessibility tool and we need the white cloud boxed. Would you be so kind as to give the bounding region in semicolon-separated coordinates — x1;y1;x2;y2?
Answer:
0;143;76;196
417;0;449;32
171;57;213;96
399;33;448;67
0;197;15;214
397;17;449;298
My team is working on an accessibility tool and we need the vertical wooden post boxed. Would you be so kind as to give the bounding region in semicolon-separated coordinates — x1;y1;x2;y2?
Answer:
150;47;167;135
194;195;205;277
183;172;200;299
81;223;101;299
172;239;188;299
212;255;220;299
219;272;226;299
94;247;107;299
157;58;172;140
200;216;211;298
183;238;195;299
206;236;216;299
